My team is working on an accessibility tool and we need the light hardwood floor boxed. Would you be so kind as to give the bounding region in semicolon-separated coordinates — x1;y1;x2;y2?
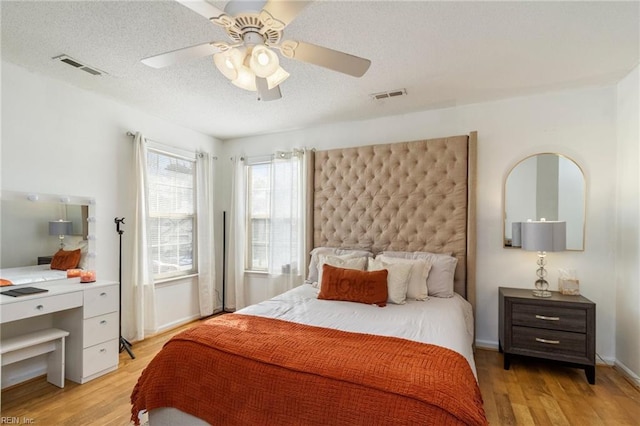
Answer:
1;319;639;425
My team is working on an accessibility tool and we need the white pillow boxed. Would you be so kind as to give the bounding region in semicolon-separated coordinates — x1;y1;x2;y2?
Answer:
316;255;368;289
377;255;432;300
381;251;457;298
307;247;372;285
66;240;89;269
368;258;413;304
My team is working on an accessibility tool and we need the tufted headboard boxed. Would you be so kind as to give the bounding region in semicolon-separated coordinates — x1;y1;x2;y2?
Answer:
310;132;477;312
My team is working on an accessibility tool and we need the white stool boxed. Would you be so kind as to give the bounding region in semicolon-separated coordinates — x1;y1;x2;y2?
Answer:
1;328;70;388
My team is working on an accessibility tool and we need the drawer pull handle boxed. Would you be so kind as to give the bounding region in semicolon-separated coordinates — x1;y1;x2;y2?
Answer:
36;305;44;310
535;315;560;321
536;337;560;345
100;320;107;325
100;292;107;297
100;348;107;353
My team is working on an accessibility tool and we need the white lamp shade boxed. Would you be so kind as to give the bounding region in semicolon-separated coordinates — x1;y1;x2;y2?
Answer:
521;221;566;252
213;48;244;81
213;53;238;80
232;65;258;91
249;45;279;78
49;220;73;236
266;66;290;89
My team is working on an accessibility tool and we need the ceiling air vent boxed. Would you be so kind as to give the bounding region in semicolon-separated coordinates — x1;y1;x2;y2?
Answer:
370;88;407;101
52;54;106;76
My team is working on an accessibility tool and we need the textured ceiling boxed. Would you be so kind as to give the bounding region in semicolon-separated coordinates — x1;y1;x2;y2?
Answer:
1;0;638;141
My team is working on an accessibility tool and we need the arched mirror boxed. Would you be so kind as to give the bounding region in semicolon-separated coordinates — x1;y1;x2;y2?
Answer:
504;153;585;250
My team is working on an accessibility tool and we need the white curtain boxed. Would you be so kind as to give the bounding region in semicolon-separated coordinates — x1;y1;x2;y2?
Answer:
226;151;307;311
226;156;246;310
132;132;157;340
196;152;216;317
266;151;305;297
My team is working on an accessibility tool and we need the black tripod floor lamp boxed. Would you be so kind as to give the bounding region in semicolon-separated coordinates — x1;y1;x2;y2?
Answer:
115;217;135;359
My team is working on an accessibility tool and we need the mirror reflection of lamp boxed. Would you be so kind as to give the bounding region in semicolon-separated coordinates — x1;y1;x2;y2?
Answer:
521;219;566;297
49;219;73;249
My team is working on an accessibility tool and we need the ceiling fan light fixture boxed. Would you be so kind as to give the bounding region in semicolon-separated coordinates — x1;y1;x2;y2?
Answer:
232;65;258;91
266;66;290;90
213;53;237;80
213;48;244;80
249;45;280;78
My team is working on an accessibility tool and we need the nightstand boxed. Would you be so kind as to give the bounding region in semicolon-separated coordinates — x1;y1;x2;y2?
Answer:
37;255;54;265
499;286;596;384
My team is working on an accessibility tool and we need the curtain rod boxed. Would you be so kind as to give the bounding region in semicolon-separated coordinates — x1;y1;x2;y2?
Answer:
127;131;217;160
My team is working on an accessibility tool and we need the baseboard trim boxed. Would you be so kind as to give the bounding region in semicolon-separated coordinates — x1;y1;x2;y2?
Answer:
0;367;47;390
475;340;620;368
155;314;202;334
614;360;640;389
475;339;499;350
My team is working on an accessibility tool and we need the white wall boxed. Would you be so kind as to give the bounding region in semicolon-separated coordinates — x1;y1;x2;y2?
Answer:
222;85;620;362
615;65;640;384
1;61;225;341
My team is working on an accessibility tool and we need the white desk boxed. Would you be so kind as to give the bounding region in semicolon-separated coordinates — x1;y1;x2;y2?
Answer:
1;279;119;386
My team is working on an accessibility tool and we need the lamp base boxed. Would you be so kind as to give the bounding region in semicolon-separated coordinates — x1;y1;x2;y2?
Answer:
532;289;552;298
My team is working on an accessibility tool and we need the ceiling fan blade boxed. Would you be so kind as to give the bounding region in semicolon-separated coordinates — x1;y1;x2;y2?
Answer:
261;1;311;29
175;0;226;20
141;42;220;68
280;40;371;77
256;77;282;101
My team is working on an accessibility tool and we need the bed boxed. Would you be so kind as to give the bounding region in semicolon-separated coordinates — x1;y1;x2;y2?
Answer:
0;264;68;285
0;246;86;286
131;132;486;425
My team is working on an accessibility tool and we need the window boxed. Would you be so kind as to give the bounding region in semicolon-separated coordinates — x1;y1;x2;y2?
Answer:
246;162;271;271
245;156;302;273
146;149;196;279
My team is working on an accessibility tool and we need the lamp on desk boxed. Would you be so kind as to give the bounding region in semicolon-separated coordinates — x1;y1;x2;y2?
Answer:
521;219;566;298
49;220;73;249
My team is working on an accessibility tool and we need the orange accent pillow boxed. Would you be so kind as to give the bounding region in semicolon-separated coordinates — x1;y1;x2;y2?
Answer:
50;249;82;271
318;264;388;307
0;278;13;287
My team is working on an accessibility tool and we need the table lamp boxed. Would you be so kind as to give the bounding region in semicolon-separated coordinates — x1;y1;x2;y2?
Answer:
521;220;566;297
49;219;73;249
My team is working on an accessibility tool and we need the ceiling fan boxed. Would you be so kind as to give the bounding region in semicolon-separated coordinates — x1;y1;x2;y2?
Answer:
141;0;371;101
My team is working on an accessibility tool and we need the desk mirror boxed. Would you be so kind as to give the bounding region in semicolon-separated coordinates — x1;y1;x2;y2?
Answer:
504;153;585;250
0;191;95;284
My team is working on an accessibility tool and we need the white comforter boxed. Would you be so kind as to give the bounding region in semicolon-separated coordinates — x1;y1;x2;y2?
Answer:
238;283;477;377
0;264;67;285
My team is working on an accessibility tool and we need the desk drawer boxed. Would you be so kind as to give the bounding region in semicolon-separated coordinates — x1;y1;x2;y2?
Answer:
84;285;118;319
1;292;83;323
83;338;118;378
83;312;119;348
512;303;586;332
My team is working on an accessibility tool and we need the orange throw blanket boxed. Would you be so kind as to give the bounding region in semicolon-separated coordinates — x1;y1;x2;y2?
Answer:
131;314;487;425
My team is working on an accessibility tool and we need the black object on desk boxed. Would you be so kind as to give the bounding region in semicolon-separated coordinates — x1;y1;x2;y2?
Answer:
1;287;49;297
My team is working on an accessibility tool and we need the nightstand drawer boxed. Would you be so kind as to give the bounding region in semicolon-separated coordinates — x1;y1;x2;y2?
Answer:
512;326;587;358
512;303;586;333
